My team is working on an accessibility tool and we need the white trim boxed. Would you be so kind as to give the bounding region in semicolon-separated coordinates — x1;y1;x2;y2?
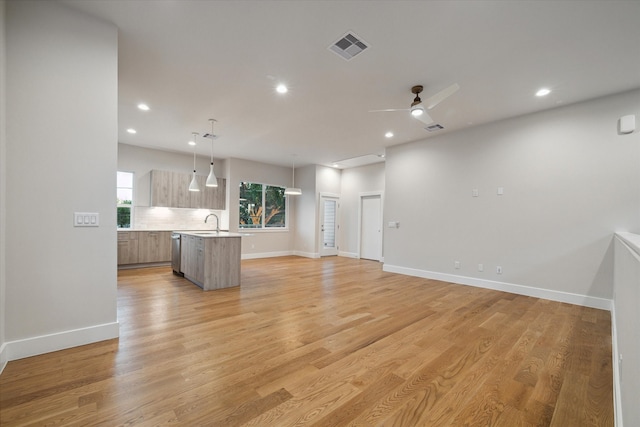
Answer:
319;194;340;257
293;250;320;259
338;251;358;259
616;233;640;262
616;232;640;257
382;264;612;311
3;322;119;362
611;301;623;427
357;191;383;261
241;250;294;260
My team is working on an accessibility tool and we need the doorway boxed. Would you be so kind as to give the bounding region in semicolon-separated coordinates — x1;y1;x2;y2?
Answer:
320;195;339;256
359;193;382;261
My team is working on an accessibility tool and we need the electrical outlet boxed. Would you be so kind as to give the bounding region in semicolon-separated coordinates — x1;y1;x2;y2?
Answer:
496;266;502;274
454;261;460;269
478;263;484;272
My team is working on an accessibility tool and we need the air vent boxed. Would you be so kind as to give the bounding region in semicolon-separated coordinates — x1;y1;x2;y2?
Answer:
425;124;444;132
329;32;369;61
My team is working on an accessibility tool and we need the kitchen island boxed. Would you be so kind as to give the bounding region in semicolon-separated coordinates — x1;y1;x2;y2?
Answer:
175;231;242;290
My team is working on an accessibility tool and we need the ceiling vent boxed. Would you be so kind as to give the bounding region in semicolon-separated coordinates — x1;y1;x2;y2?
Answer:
329;32;369;61
425;124;444;132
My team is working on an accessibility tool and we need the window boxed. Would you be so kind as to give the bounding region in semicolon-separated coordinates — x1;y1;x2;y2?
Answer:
239;182;286;229
117;171;134;228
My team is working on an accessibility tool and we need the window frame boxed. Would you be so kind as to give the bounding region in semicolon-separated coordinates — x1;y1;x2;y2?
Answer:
239;181;289;231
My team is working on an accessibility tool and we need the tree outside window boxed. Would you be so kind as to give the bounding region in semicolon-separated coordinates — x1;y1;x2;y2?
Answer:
239;182;286;229
117;171;134;228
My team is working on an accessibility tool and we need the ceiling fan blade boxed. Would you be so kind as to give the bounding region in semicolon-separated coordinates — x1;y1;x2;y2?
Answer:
424;83;460;110
369;108;409;113
413;110;434;125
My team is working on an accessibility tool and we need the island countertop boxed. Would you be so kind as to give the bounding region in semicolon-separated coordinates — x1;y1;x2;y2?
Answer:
174;230;244;238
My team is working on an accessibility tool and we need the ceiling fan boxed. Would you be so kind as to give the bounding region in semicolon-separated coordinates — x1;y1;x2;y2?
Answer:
370;83;460;125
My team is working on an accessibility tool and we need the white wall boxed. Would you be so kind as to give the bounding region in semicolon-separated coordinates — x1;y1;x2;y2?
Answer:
385;90;640;304
293;164;317;257
613;233;640;426
0;0;7;371
228;157;295;258
339;162;385;257
4;1;119;361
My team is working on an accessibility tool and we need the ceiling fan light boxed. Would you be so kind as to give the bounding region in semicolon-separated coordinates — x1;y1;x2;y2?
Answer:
411;105;424;117
206;163;218;187
284;187;302;196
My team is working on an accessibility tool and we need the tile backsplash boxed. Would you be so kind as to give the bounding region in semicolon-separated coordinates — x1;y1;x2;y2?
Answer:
131;207;226;230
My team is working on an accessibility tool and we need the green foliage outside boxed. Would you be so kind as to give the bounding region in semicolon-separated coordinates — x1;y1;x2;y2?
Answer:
239;182;286;228
117;206;131;228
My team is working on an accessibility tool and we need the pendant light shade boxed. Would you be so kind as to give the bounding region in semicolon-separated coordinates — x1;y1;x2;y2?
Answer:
205;119;218;187
189;132;200;192
284;155;301;196
284;187;302;196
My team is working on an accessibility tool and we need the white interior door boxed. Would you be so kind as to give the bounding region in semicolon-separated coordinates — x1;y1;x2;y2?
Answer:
360;195;382;261
320;196;339;256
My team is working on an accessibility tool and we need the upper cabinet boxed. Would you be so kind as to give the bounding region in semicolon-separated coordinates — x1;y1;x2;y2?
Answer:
151;169;226;210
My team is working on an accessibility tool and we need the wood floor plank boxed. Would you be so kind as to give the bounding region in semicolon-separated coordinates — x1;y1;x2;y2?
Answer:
0;257;613;426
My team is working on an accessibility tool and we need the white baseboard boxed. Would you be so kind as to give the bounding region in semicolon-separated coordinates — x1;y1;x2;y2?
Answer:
338;251;358;259
3;321;119;363
292;250;320;259
382;264;613;311
242;250;294;260
0;342;7;375
241;251;322;260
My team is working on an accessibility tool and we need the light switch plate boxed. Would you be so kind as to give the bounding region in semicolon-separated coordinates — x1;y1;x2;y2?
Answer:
74;212;99;227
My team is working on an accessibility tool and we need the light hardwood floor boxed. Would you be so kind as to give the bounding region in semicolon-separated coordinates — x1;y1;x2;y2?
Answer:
0;257;613;426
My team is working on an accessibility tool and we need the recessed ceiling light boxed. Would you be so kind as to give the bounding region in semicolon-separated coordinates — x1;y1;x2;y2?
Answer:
126;128;137;134
332;163;339;168
276;84;288;94
188;140;196;146
536;88;551;97
137;103;150;111
385;131;394;138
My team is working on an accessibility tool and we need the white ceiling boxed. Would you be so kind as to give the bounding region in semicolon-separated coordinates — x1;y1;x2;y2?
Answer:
60;0;640;168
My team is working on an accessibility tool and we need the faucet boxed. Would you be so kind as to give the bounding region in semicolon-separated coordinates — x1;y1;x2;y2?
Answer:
204;213;220;233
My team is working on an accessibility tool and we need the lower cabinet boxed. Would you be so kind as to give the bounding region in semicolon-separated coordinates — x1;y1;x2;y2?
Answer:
117;232;139;265
180;234;241;290
117;231;171;266
138;231;171;263
181;235;205;285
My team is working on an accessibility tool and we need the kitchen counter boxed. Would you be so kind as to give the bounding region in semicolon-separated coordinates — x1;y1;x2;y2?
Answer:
176;231;242;238
174;231;242;290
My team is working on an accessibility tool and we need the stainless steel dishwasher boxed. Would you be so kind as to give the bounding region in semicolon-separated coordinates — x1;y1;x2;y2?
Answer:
171;233;183;276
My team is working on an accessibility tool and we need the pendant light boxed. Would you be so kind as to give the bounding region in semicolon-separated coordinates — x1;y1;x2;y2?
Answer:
205;119;218;187
284;155;302;196
188;132;200;192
